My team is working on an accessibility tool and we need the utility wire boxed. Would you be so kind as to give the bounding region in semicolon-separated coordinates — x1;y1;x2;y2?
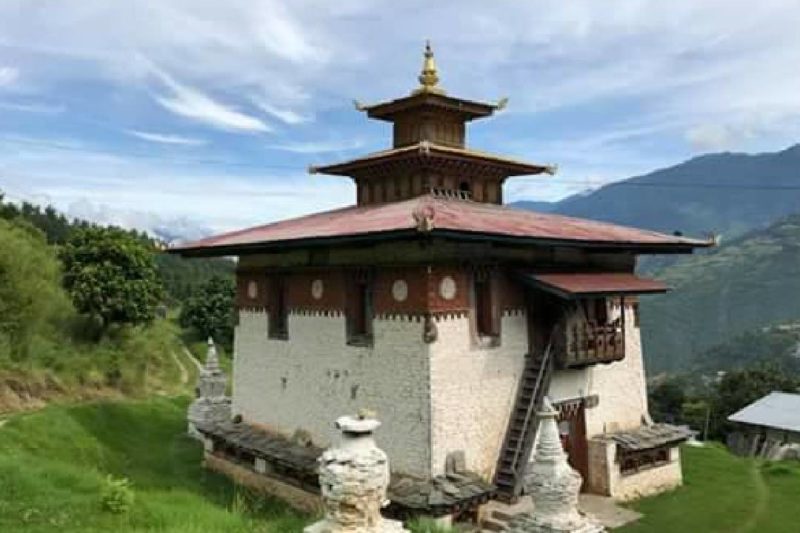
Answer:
3;135;800;191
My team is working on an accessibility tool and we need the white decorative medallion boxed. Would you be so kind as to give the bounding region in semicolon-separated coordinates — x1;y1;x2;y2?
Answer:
392;279;408;302
311;279;324;300
439;275;457;300
247;280;258;299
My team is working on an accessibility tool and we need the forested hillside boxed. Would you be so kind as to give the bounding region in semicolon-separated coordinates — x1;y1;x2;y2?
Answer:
0;192;235;412
641;214;800;373
512;143;800;240
0;193;234;304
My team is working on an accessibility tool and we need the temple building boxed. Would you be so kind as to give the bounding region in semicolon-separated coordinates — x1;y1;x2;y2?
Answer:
171;43;709;522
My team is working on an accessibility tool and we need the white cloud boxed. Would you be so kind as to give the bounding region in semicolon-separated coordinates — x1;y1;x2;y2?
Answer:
126;129;207;146
266;139;365;154
151;65;272;133
253;98;312;125
685;124;738;151
0;67;19;87
0;100;64;113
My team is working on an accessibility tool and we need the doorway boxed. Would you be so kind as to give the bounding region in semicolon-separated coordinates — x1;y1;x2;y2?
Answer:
557;400;590;491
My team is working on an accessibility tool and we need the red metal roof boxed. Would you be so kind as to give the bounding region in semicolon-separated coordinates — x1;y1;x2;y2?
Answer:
171;194;711;256
527;273;669;298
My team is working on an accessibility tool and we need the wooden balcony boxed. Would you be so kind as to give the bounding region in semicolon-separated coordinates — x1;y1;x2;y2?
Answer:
557;321;625;368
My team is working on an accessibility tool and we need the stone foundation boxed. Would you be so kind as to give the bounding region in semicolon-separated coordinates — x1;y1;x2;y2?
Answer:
204;452;323;514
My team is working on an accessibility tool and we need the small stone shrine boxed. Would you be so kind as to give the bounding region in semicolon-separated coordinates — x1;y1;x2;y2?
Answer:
305;411;408;533
506;398;604;533
187;338;231;439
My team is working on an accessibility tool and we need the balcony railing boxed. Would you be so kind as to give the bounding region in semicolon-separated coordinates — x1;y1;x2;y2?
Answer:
559;321;625;368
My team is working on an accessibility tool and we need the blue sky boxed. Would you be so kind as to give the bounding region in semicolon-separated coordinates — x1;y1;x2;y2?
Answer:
1;0;799;238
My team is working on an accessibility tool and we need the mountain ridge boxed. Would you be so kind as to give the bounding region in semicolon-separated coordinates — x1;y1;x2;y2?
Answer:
510;143;800;240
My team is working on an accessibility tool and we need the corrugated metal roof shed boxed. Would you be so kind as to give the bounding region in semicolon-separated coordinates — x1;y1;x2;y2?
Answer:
728;391;800;433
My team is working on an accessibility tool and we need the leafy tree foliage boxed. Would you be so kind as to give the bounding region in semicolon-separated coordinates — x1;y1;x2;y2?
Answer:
649;376;687;424
179;275;235;350
0;219;72;359
60;226;163;329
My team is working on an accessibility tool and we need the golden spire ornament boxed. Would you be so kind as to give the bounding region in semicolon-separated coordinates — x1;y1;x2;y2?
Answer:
413;40;445;95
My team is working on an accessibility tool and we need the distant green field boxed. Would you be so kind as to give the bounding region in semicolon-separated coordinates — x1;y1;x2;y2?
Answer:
2;399;798;532
621;444;800;533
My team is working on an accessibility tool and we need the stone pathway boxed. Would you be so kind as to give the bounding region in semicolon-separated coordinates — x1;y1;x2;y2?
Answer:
480;494;642;531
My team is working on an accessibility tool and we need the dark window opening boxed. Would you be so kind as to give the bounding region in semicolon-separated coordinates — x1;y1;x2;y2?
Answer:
269;276;289;339
347;271;373;346
619;447;671;476
474;270;498;338
459;181;471;192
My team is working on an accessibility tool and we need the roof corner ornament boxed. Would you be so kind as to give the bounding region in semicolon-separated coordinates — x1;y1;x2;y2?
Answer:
412;40;446;96
544;164;558;176
495;96;509;111
418;139;432;154
307;164;319;175
353;99;368;112
412;203;436;233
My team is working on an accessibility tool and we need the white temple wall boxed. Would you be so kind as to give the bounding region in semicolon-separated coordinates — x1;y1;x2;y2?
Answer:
233;309;432;478
428;312;528;479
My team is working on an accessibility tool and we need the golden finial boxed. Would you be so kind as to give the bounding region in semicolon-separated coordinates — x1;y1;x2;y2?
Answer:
413;40;445;95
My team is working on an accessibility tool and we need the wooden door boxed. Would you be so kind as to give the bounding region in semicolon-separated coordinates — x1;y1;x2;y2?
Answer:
558;402;590;491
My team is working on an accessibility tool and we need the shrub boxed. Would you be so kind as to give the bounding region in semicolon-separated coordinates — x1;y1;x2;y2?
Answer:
100;474;135;514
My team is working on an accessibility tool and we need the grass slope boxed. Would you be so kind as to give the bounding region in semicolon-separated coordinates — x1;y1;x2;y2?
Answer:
0;398;449;533
641;214;800;373
0;397;308;532
621;444;800;533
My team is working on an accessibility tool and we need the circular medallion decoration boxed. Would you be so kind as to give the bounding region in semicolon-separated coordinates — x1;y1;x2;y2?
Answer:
392;279;408;302
246;280;259;299
311;279;324;300
439;275;457;300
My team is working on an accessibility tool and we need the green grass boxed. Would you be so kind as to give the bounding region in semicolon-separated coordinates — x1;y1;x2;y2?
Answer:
620;443;800;532
0;396;308;532
5;399;798;532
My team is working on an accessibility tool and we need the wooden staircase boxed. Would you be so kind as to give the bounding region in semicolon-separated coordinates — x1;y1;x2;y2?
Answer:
493;342;554;502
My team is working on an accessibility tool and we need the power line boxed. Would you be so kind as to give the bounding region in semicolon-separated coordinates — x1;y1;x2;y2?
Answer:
3;135;800;191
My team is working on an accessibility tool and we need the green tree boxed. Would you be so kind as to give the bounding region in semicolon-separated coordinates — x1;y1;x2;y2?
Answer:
649;376;687;423
60;226;163;330
0;219;72;359
179;275;235;349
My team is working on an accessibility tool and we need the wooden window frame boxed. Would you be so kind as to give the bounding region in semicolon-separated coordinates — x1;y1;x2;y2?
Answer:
268;276;289;340
472;267;501;346
346;269;374;347
618;446;671;476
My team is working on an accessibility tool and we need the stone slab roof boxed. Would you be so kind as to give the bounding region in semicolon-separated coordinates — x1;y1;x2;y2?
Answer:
171;194;711;257
728;391;800;433
605;423;693;451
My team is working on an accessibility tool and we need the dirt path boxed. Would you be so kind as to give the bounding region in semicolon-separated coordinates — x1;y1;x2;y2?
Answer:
738;461;769;532
170;350;189;385
182;346;203;372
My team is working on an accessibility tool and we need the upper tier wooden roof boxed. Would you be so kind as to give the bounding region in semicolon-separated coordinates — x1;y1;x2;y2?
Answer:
310;141;555;177
170;193;712;257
